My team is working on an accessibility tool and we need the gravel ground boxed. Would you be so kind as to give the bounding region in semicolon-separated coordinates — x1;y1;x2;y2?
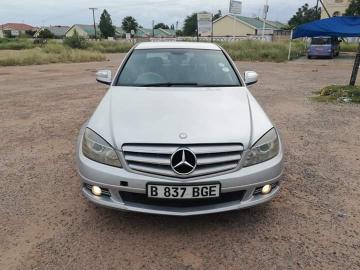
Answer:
1;54;360;270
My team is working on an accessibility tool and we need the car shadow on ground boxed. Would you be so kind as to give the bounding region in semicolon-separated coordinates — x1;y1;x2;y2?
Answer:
84;200;277;233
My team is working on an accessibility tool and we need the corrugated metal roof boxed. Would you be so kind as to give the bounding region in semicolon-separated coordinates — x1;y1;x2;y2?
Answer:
74;24;100;36
135;28;176;37
115;27;125;35
259;19;287;29
230;15;277;29
44;26;70;37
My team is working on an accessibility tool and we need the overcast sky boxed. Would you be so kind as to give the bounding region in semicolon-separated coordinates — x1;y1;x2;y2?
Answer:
1;0;316;27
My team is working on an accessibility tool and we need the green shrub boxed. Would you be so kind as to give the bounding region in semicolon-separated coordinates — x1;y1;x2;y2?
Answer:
341;42;358;52
63;30;89;49
218;40;306;62
312;85;360;103
0;47;105;66
37;29;55;39
88;40;133;53
0;38;35;50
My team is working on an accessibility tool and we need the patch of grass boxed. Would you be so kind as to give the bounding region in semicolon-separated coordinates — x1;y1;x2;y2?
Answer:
0;46;105;66
88;40;133;53
218;40;306;62
0;38;36;50
311;85;360;103
341;42;358;53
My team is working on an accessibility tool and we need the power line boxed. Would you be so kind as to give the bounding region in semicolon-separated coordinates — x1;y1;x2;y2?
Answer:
89;7;98;40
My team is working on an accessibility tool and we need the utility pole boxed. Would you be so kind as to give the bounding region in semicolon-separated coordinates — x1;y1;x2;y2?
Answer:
89;8;98;40
152;20;155;37
261;0;269;41
175;21;179;38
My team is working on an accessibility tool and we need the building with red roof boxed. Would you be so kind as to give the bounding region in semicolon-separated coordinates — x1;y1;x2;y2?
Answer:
0;23;36;37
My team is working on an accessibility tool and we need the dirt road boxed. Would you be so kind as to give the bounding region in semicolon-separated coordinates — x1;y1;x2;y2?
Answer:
1;54;360;269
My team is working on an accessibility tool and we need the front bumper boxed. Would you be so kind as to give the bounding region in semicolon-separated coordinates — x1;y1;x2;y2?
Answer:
76;136;284;216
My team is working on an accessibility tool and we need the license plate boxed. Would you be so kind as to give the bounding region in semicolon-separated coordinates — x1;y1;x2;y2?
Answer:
147;184;220;199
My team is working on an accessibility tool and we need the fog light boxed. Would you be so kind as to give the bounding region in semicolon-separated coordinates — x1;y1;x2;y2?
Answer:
91;185;102;196
261;184;272;195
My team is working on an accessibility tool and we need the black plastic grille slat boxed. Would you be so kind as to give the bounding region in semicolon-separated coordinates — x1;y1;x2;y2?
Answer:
119;190;245;208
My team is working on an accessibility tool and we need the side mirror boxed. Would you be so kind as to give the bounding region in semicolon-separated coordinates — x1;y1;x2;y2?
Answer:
244;71;258;86
96;70;112;85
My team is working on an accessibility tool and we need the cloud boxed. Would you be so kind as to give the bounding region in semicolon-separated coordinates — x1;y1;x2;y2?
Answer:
0;0;310;27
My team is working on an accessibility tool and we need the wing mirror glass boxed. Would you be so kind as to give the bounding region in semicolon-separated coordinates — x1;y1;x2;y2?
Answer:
96;70;112;85
244;71;258;86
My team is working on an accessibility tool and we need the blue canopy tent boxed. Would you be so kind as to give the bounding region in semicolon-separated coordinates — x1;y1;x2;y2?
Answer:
291;16;360;85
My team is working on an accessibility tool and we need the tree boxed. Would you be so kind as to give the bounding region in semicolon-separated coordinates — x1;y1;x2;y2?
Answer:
176;30;183;36
183;13;197;36
345;0;360;15
154;23;169;29
170;24;175;30
213;9;222;21
99;9;115;38
37;29;54;39
288;3;320;28
122;16;138;33
64;30;88;49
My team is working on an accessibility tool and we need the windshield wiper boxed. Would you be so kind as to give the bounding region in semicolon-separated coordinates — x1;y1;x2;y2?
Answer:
138;82;199;87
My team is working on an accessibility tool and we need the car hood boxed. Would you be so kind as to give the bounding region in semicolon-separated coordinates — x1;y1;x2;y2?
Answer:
88;86;260;149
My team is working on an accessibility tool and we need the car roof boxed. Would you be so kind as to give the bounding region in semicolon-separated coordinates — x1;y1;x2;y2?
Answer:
135;42;221;51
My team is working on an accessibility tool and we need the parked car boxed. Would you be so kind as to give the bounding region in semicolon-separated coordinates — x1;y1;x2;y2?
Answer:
76;42;284;216
308;36;341;59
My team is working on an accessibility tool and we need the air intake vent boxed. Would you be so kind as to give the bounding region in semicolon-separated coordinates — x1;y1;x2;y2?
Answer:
122;144;243;178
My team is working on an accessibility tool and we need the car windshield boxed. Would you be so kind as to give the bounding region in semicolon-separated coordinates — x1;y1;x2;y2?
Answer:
311;37;331;45
116;49;241;87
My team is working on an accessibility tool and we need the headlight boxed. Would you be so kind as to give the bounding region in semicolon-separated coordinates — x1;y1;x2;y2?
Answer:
243;128;279;167
82;128;122;168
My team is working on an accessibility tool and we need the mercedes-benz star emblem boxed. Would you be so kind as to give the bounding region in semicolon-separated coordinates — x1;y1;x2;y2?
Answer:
170;148;197;175
179;132;187;139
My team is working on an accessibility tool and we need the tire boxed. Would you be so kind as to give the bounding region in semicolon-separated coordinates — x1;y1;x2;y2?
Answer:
307;55;312;59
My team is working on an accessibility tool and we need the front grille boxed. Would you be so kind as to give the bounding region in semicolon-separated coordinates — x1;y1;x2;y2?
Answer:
119;190;245;208
122;143;243;178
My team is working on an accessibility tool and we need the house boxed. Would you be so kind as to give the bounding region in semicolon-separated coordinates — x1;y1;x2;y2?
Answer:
65;24;100;38
115;27;126;38
66;24;129;39
0;23;35;37
65;24;175;39
213;15;279;36
321;0;351;18
34;25;70;38
135;27;176;38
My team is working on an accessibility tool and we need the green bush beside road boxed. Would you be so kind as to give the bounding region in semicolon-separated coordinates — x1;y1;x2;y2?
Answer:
0;46;105;66
219;40;306;62
0;38;307;66
341;42;358;53
312;85;360;103
0;38;36;50
88;40;133;53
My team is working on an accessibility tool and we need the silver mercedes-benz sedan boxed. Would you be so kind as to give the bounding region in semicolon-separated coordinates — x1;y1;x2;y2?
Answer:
76;42;284;216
